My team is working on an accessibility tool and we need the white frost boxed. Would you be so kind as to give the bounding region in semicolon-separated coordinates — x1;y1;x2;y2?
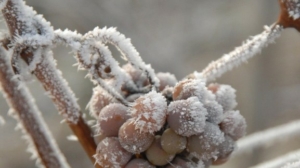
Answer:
201;24;283;82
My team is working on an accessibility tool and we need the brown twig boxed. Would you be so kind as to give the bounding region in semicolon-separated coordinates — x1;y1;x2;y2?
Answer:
2;0;100;166
278;0;300;31
0;46;70;168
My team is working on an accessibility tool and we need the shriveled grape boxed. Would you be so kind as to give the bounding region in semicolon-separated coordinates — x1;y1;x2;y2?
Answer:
130;91;167;133
146;136;175;166
220;110;246;140
97;103;130;137
125;158;155;168
119;119;155;154
167;97;207;136
94;137;132;168
187;122;225;161
161;128;187;154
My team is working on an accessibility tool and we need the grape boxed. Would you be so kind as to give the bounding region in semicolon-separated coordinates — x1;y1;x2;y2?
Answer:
212;136;236;165
94;137;132;168
220;110;246;140
167;97;207;136
124;158;155;168
208;83;237;111
161;128;187;154
173;79;215;103
97;103;130;137
146;136;175;166
166;157;197;168
130;91;167;133
156;72;177;91
204;101;224;124
119;119;155;154
89;86;115;118
123;63;149;87
187;122;225;161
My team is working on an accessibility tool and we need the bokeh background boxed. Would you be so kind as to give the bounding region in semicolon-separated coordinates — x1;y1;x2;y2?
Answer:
1;0;300;167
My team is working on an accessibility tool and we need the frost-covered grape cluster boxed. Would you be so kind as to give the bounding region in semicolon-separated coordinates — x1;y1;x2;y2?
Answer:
89;64;247;168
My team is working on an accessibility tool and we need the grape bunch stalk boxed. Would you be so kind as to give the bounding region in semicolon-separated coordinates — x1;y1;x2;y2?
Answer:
0;0;299;168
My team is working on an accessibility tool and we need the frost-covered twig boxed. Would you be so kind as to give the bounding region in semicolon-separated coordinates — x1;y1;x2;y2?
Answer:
0;46;70;168
251;149;300;168
200;24;283;82
234;120;300;156
1;0;98;164
84;27;160;89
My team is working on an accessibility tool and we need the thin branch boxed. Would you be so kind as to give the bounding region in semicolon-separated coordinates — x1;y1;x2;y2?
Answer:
1;0;99;165
199;24;283;82
234;120;300;156
0;46;70;168
251;149;300;168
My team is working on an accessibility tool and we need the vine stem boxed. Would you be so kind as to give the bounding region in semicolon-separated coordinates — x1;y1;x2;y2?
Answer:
0;46;70;168
1;0;100;166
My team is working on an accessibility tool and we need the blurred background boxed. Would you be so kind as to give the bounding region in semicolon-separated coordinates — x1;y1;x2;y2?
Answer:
1;0;300;167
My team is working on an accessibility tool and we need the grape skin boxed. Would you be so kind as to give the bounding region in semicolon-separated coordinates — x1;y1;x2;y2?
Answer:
167;97;207;136
146;136;175;166
161;128;187;154
119;119;155;154
97;103;130;137
94;137;132;168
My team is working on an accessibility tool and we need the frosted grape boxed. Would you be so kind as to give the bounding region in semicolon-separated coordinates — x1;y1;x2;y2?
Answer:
94;137;132;168
167;97;207;136
208;83;237;111
146;136;175;166
220;110;246;140
97;103;130;137
212;136;236;165
124;158;155;168
156;72;177;91
130;91;167;133
204;101;224;124
172;79;215;103
161;128;187;154
119;119;155;154
187;122;225;161
89;86;116;118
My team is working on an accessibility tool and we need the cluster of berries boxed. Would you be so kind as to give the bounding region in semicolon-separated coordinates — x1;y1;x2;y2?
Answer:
89;64;246;168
